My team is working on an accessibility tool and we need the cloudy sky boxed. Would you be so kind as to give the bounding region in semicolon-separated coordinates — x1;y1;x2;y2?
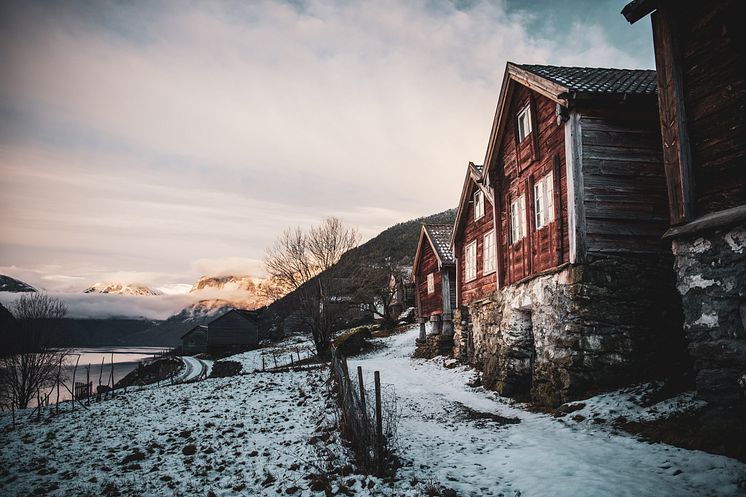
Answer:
0;0;652;293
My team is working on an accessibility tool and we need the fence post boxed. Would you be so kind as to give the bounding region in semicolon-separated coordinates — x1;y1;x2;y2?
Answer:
273;352;278;369
357;366;366;412
374;371;383;475
262;354;265;371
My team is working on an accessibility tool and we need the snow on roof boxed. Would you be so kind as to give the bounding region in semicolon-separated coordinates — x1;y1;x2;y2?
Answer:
424;224;455;265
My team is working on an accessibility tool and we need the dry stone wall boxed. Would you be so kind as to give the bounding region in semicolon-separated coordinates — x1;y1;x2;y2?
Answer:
672;222;746;405
454;254;686;406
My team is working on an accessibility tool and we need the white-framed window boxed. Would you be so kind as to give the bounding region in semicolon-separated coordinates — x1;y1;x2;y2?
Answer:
534;172;555;230
483;230;496;275
465;241;477;282
474;189;485;220
510;195;527;244
427;273;435;294
517;104;532;143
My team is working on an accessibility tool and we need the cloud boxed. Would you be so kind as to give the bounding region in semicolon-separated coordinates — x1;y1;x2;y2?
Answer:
0;0;653;291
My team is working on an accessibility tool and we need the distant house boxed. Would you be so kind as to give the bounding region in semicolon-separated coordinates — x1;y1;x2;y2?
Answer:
623;0;746;404
180;325;207;355
412;224;457;338
207;309;260;351
452;63;685;405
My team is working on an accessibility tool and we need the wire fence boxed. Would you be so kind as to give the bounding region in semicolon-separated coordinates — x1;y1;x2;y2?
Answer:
329;346;396;476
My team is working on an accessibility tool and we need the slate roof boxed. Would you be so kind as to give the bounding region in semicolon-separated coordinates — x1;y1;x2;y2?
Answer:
424;224;455;265
519;64;657;95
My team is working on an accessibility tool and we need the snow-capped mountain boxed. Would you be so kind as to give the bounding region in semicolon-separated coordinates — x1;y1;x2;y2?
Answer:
83;283;161;296
189;275;261;294
0;275;37;293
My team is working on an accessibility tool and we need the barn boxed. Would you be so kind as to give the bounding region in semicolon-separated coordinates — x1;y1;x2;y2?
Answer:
207;309;260;351
623;0;746;405
453;62;687;405
180;325;207;355
412;224;457;346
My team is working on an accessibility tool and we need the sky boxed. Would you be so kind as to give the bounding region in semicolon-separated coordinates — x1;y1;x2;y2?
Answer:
0;0;653;294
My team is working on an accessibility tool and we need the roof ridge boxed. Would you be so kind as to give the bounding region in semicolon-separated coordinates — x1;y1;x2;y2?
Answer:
518;62;655;73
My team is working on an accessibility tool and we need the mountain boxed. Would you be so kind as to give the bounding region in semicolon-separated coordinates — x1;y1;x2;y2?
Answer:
190;275;259;293
335;208;456;271
0;275;37;293
83;283;161;296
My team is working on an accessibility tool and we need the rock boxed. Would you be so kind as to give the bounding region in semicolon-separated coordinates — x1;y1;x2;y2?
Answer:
182;444;197;456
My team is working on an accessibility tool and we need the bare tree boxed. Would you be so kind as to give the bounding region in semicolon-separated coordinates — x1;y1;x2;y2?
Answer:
264;217;360;356
0;293;68;409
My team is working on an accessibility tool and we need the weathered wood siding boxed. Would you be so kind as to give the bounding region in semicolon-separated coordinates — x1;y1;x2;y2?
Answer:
496;84;570;285
415;238;443;317
456;188;496;305
208;311;259;347
578;104;670;254
652;1;746;222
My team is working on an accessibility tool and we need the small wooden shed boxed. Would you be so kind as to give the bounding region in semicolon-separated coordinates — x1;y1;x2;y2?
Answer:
412;224;457;336
207;309;260;351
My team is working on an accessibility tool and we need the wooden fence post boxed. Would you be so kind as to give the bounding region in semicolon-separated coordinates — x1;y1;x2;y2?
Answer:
357;366;366;412
262;354;265;371
71;355;80;410
374;371;383;475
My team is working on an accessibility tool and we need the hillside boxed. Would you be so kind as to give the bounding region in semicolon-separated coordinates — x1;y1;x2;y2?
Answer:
336;208;456;270
262;208;456;332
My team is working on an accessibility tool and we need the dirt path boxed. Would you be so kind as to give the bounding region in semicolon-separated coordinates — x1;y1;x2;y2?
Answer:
349;327;746;497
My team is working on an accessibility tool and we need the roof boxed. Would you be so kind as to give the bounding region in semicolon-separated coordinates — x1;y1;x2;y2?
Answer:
412;223;456;275
450;162;491;247
518;64;657;96
181;325;207;340
482;62;657;178
423;225;455;265
621;0;659;24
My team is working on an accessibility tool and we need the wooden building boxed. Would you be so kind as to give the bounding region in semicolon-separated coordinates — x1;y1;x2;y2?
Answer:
453;63;685;405
412;224;457;339
181;325;208;355
623;0;746;404
451;162;498;306
207;309;260;351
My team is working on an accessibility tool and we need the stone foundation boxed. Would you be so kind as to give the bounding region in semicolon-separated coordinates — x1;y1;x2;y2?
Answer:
414;334;454;359
672;222;746;405
453;254;687;406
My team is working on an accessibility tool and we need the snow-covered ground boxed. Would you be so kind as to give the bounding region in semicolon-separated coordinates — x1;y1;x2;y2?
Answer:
349;327;746;497
2;327;745;497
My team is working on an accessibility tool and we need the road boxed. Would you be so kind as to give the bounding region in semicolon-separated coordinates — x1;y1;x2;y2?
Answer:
174;356;211;383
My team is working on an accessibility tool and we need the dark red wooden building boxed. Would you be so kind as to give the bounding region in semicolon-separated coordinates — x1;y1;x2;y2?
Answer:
451;162;497;306
454;63;685;405
412;224;457;337
623;0;746;404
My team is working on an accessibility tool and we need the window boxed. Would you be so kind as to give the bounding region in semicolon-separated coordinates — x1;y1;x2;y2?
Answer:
517;104;532;143
474;190;485;220
427;273;435;294
510;195;527;244
534;172;555;230
465;241;477;282
483;230;496;275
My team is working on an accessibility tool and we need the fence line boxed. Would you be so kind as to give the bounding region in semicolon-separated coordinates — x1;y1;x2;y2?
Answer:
329;346;392;476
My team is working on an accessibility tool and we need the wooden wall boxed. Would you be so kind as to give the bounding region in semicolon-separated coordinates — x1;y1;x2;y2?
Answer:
496;84;570;285
182;327;207;354
579;104;670;254
456;187;496;305
208;311;259;347
653;0;746;223
415;238;443;317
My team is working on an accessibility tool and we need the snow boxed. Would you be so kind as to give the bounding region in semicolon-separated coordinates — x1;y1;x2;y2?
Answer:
348;327;746;497
2;326;745;497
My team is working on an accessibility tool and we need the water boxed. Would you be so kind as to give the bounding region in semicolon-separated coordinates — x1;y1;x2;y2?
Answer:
37;346;168;406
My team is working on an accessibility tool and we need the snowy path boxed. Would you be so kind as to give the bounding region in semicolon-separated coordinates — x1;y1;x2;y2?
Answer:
350;327;746;497
173;356;211;383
